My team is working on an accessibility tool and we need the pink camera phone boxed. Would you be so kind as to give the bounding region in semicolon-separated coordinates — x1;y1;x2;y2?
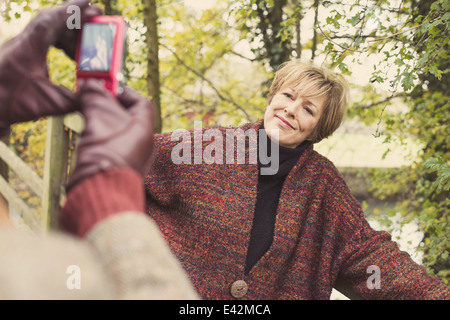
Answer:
75;16;127;96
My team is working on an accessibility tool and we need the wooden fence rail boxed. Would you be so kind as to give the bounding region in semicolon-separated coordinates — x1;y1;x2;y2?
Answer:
0;114;83;233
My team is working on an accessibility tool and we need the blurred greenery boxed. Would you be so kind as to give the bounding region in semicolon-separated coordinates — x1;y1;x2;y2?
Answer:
1;0;448;285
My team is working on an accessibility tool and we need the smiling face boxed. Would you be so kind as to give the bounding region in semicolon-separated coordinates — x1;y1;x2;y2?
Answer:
263;60;349;147
264;87;326;148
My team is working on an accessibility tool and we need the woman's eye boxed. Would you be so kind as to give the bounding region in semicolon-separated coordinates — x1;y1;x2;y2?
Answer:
305;107;313;115
283;93;294;99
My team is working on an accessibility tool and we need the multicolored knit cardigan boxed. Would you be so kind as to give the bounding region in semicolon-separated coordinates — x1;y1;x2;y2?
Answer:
145;120;450;300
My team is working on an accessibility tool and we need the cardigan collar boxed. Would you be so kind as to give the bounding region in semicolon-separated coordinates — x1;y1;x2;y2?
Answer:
222;119;314;178
257;121;312;177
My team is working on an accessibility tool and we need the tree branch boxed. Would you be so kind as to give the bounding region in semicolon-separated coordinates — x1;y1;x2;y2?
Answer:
317;23;365;53
352;92;408;138
318;15;442;53
161;43;251;121
228;49;257;62
354;93;408;110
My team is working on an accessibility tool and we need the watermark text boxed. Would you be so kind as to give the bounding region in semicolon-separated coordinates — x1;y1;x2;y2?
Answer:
170;121;280;175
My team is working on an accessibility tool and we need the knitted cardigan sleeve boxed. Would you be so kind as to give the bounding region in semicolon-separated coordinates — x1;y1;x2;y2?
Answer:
59;168;146;237
323;163;450;300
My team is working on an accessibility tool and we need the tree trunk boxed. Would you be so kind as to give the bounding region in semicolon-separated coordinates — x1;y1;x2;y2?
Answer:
294;2;302;59
143;0;162;133
311;0;320;60
100;0;116;15
255;0;290;72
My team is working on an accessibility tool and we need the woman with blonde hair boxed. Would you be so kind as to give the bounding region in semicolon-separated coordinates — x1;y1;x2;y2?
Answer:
145;59;450;300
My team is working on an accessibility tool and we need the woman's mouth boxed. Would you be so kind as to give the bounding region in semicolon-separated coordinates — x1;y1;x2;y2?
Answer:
275;115;295;130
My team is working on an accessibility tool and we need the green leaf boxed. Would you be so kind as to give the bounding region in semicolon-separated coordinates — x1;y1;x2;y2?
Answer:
348;13;361;27
442;12;450;22
429;65;443;80
417;52;429;68
423;156;450;191
338;62;349;74
394;58;405;66
401;72;417;91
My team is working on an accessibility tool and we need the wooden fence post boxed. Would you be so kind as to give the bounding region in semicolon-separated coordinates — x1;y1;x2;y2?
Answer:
0;136;8;182
0;136;9;224
41;116;71;232
0;115;81;232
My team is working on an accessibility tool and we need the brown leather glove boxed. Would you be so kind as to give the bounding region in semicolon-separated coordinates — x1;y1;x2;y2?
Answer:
0;0;102;137
67;79;155;190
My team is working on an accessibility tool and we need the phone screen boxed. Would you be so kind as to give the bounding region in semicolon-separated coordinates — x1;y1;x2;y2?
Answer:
79;23;117;72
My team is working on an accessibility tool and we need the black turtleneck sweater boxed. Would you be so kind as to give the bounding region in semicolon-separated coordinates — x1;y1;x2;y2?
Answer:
244;125;311;274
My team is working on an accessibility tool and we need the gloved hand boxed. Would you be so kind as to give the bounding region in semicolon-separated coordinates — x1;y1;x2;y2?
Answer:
0;0;102;137
67;79;155;190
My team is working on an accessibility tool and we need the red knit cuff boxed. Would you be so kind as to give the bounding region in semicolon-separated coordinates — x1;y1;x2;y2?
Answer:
59;168;145;237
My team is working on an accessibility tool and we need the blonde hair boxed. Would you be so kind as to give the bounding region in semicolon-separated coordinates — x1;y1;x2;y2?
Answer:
267;60;349;143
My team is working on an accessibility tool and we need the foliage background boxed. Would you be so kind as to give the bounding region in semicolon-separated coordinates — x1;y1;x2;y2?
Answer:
0;0;448;286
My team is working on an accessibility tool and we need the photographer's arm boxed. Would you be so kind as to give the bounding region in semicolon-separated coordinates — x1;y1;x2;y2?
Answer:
62;167;198;299
59;80;198;299
58;79;154;236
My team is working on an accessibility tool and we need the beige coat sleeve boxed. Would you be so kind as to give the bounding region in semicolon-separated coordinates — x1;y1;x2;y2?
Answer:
0;225;113;299
0;212;198;300
85;212;199;300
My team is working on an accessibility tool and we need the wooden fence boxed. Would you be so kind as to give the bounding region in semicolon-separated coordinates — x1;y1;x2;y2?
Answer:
0;114;84;233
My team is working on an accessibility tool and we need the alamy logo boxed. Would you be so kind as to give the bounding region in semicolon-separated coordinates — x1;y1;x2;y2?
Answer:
170;121;280;175
66;5;81;30
366;265;381;290
66;265;81;290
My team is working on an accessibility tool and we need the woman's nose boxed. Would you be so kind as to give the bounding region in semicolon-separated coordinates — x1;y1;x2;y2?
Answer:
284;105;296;119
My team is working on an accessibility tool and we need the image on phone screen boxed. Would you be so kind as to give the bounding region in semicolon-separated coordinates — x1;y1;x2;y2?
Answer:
79;23;117;71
